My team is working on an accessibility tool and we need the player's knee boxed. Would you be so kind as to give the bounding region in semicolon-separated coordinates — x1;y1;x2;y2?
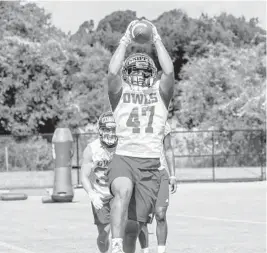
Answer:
155;208;167;222
111;177;133;199
125;220;140;238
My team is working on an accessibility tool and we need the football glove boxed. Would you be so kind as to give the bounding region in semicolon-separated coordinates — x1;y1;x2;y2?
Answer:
119;20;139;46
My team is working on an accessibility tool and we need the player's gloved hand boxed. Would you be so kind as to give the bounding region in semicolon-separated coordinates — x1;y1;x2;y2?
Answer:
141;19;161;43
88;191;103;210
169;176;177;194
119;19;139;47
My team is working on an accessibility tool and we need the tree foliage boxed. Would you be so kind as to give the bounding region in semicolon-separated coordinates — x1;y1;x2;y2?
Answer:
0;2;266;137
0;1;110;135
177;42;266;130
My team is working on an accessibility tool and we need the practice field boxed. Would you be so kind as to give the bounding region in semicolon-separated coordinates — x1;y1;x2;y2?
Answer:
0;182;266;253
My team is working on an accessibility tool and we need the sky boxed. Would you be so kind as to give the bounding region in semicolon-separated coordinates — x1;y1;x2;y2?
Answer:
33;0;267;34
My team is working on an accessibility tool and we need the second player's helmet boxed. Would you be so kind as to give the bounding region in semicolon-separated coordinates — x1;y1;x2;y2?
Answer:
122;53;157;90
98;111;118;148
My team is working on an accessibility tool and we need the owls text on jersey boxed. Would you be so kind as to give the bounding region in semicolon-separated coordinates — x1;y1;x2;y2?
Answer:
112;80;169;158
88;139;114;202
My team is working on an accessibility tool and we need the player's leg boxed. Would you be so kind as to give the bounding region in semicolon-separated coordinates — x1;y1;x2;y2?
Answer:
96;223;111;253
155;170;169;253
125;165;161;253
123;181;152;253
123;183;143;253
138;223;149;253
155;206;168;253
123;219;144;253
110;177;133;237
108;155;134;252
91;202;111;253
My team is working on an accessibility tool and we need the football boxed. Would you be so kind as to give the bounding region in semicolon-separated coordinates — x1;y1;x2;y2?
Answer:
131;20;153;44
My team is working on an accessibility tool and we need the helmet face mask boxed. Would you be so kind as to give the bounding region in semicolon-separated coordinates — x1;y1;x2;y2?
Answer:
98;112;118;148
122;53;157;90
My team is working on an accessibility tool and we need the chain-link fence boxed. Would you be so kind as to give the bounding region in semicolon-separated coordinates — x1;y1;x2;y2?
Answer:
172;129;266;182
0;129;265;184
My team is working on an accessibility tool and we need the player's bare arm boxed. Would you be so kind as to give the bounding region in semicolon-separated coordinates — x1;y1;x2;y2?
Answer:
156;39;174;100
81;146;103;209
163;133;177;194
81;146;94;193
108;20;138;94
145;19;174;107
108;45;126;94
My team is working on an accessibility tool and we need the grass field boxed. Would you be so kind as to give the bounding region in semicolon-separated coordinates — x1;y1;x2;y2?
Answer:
0;181;266;253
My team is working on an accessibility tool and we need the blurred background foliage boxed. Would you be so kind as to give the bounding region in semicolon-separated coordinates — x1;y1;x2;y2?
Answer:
0;1;265;170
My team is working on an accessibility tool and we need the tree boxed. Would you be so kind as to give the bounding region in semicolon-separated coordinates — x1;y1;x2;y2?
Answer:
97;10;137;33
58;43;111;130
177;42;266;130
1;2;266;136
0;1;65;42
70;20;95;46
0;1;111;135
0;36;64;135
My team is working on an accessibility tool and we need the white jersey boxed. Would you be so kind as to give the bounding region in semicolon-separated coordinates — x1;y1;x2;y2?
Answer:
159;122;172;171
88;139;114;202
112;81;169;158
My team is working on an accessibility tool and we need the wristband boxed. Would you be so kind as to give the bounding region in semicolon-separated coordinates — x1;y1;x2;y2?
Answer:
169;176;177;180
119;35;131;47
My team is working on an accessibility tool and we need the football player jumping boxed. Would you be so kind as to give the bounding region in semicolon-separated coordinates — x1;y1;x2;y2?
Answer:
81;111;118;253
107;19;175;253
138;122;177;253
